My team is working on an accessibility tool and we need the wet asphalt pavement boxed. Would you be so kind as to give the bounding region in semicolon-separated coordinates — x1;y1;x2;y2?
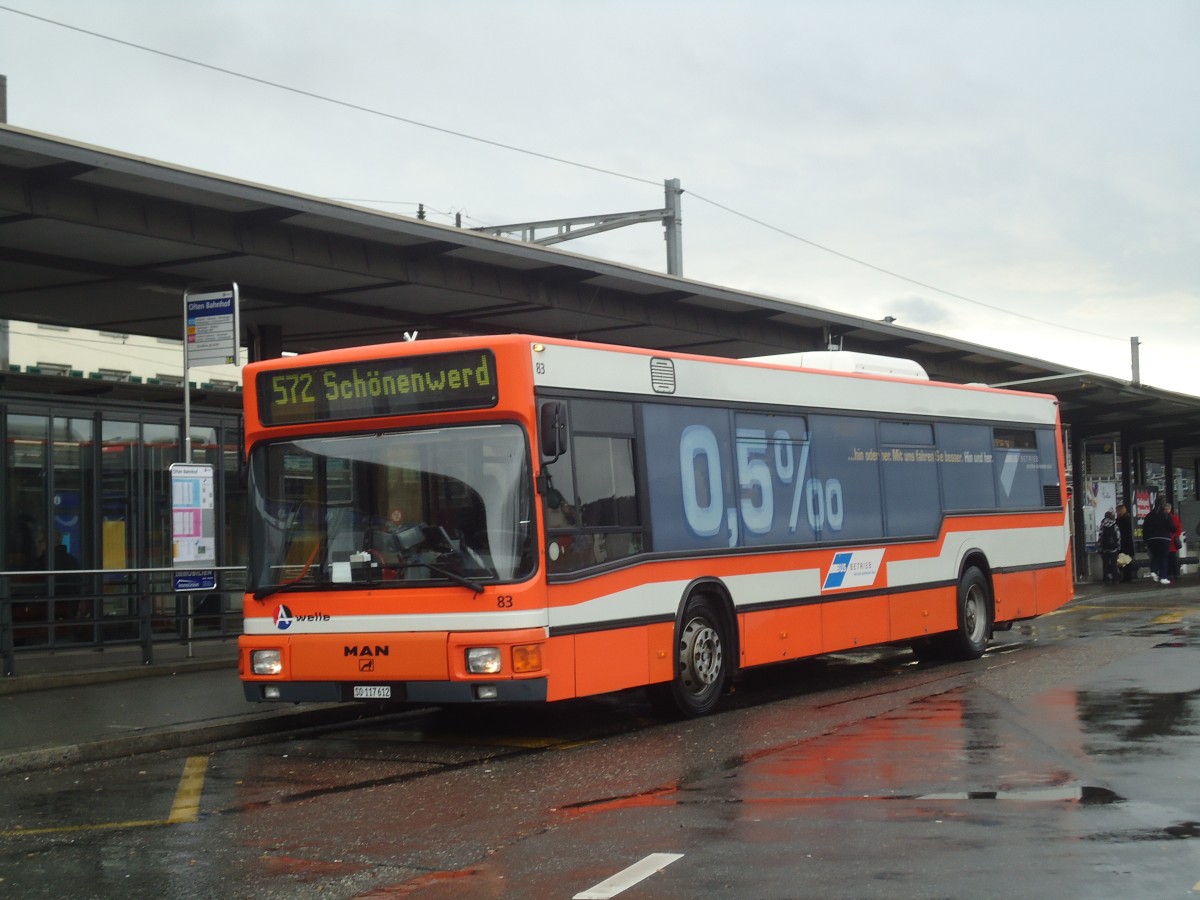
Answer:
0;641;374;775
0;575;1198;897
0;574;1194;777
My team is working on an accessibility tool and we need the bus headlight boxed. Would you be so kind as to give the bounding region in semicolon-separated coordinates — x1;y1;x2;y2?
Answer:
466;647;502;674
251;649;283;675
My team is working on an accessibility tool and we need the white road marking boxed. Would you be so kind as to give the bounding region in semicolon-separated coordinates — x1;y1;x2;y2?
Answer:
573;853;684;899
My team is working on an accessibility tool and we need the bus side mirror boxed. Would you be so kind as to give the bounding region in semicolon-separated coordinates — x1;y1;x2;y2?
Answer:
539;401;568;462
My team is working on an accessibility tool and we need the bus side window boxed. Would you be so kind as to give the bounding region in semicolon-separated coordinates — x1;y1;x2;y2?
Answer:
1035;428;1063;507
546;434;642;573
880;421;940;537
993;427;1043;508
574;436;638;528
542;399;643;573
939;423;996;510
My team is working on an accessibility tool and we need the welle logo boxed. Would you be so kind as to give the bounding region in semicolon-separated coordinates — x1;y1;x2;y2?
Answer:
273;605;332;630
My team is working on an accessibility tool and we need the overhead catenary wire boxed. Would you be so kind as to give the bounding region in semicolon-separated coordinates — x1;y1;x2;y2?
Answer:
0;3;1127;346
683;191;1123;341
0;5;660;189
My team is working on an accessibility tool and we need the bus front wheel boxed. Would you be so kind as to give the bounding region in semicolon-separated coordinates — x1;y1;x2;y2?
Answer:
653;595;730;718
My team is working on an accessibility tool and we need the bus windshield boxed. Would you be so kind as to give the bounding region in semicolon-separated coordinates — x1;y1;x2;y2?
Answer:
247;423;536;597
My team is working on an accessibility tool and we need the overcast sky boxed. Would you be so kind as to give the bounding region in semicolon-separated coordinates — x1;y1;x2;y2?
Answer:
1;1;1196;393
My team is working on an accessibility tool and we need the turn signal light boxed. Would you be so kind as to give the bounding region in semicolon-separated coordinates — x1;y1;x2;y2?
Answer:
511;643;543;673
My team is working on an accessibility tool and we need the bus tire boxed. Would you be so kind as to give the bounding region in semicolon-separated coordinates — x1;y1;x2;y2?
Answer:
945;565;991;660
909;634;942;663
654;594;730;718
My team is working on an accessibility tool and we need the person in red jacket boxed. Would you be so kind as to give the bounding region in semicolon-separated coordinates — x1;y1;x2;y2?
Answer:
1165;501;1184;580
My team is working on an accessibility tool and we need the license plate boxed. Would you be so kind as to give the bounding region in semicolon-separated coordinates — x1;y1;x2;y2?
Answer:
353;685;391;699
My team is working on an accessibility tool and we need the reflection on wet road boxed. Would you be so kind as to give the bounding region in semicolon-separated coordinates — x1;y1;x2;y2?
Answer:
1;591;1198;897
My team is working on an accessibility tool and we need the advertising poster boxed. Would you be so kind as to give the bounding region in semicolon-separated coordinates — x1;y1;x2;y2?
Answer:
1084;481;1117;553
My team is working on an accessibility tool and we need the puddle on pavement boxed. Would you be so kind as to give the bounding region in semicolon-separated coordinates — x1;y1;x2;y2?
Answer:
1151;628;1197;647
557;660;1196;840
1018;603;1199;646
575;691;1127;814
909;784;1121;804
1085;820;1200;842
1075;687;1200;752
1135;625;1198;643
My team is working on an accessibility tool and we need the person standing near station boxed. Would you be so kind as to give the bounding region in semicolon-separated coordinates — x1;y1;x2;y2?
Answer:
1115;503;1137;582
1098;509;1120;584
1142;498;1173;584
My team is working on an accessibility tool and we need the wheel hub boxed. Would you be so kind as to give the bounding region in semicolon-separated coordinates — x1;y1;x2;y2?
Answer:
681;617;723;690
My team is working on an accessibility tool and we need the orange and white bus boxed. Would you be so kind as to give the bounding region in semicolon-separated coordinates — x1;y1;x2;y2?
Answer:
239;334;1072;716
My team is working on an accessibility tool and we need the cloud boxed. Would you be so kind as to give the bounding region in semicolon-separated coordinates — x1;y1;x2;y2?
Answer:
0;0;1197;396
879;295;953;329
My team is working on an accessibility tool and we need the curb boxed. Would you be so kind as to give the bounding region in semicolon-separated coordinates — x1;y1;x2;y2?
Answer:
0;657;236;697
0;702;384;776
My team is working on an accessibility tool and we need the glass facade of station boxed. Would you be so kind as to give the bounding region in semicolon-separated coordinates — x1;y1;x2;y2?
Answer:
1;383;244;655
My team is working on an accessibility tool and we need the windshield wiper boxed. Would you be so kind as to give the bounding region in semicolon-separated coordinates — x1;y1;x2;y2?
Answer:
253;560;485;598
396;560;484;595
252;581;301;602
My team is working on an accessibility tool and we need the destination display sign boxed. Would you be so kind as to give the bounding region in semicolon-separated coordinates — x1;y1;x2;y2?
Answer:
258;349;498;425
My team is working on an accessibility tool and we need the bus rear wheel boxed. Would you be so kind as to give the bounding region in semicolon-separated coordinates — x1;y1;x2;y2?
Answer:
945;565;991;660
653;595;730;718
911;566;992;662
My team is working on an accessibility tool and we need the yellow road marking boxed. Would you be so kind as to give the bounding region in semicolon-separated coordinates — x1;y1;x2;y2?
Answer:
1051;603;1195;623
168;755;209;824
0;755;208;837
1070;604;1191;614
1152;613;1184;625
0;819;166;837
1085;609;1191;623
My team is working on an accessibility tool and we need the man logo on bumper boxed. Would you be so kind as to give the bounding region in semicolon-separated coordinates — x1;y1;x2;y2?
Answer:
823;549;886;591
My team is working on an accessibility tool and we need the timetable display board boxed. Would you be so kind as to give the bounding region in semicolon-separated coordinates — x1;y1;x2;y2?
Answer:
170;462;216;592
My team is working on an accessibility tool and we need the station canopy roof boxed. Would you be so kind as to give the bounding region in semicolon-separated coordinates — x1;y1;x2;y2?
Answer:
2;124;1200;458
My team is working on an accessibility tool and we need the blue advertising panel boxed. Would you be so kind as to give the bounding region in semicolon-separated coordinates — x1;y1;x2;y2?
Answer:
808;414;883;542
641;403;1058;554
643;405;736;552
642;405;884;551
